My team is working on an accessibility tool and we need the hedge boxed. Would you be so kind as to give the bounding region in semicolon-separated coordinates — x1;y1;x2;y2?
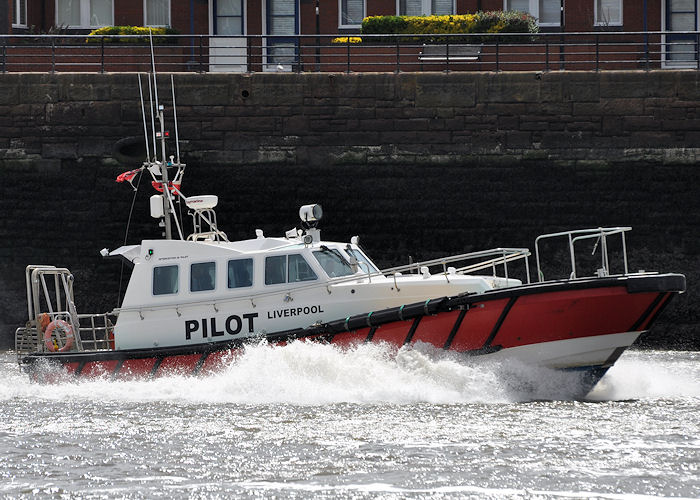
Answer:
361;11;538;43
86;26;179;43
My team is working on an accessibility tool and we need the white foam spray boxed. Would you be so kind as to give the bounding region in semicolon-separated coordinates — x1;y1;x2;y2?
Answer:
1;345;697;405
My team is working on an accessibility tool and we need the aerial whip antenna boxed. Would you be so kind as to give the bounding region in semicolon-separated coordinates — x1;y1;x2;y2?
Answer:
147;76;157;161
138;74;151;163
171;74;181;165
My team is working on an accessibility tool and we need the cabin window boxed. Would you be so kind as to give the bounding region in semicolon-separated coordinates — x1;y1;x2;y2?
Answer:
191;262;216;292
228;258;253;288
288;254;318;282
265;254;317;285
153;265;179;295
145;0;171;27
313;248;356;278
265;255;286;285
12;0;27;26
595;0;622;26
345;247;379;274
340;0;365;27
56;0;114;27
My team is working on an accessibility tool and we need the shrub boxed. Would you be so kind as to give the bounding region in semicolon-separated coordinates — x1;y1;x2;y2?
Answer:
86;26;179;44
331;36;363;44
361;11;537;43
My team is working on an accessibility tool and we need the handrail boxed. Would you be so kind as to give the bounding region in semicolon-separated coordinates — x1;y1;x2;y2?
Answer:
535;227;632;281
0;31;698;73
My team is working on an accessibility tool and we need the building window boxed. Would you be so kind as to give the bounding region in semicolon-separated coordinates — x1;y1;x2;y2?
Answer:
595;0;622;26
505;0;560;27
398;0;454;16
665;0;698;63
215;0;244;35
145;0;171;27
340;0;365;27
12;0;27;26
190;262;216;292
153;265;179;296
56;0;114;28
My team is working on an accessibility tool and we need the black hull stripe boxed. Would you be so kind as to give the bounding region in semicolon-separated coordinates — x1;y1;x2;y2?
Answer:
443;308;468;350
483;296;518;348
150;357;163;377
365;327;377;342
75;360;86;376
111;359;124;379
403;317;422;345
643;293;674;331
629;292;667;332
193;352;208;375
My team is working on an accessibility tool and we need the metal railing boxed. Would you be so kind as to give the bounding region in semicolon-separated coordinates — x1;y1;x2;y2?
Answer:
1;31;698;73
535;227;632;282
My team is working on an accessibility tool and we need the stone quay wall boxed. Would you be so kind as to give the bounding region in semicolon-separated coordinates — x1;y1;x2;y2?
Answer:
0;71;698;349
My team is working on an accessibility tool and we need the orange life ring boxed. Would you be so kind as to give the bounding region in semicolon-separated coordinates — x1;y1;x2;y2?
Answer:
44;319;75;353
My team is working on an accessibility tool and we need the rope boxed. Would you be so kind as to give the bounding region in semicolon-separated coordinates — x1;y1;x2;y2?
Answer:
117;169;144;306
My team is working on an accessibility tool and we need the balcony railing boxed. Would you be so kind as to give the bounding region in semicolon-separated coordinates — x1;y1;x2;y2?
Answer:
0;32;698;73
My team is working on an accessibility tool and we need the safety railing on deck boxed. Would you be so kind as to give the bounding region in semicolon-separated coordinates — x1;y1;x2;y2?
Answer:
1;32;698;73
535;227;632;282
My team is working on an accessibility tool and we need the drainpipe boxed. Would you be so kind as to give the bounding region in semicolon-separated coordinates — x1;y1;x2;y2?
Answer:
643;0;649;64
559;0;565;69
315;0;320;70
190;0;195;62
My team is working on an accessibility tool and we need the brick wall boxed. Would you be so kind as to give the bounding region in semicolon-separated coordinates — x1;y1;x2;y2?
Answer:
0;71;698;349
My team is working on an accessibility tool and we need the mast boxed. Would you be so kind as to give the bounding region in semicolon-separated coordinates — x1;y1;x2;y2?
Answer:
156;102;174;240
150;30;174;240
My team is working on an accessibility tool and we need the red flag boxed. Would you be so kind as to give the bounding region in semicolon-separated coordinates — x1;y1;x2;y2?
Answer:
116;169;140;183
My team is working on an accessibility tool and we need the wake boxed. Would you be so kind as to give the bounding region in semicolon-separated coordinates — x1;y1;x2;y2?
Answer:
0;344;697;404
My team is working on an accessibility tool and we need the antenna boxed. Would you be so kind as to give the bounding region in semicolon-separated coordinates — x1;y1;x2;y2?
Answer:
138;74;151;162
147;76;157;162
150;29;160;116
148;28;174;240
171;74;181;165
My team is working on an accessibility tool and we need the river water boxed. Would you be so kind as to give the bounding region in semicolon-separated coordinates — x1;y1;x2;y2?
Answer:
0;344;698;499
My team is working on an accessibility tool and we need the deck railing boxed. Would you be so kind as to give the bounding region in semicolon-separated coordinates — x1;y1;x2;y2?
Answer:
0;31;698;73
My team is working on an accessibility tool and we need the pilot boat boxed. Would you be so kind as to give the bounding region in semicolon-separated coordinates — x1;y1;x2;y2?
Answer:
15;73;686;395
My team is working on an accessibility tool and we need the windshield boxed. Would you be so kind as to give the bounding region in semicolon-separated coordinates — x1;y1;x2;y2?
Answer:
346;247;379;273
312;247;356;278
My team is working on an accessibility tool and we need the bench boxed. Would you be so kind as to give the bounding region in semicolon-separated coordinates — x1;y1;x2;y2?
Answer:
418;44;482;64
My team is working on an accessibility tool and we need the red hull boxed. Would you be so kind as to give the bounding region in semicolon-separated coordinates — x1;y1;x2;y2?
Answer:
21;274;684;383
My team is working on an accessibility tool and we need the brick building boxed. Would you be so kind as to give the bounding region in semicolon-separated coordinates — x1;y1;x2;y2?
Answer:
3;1;698;67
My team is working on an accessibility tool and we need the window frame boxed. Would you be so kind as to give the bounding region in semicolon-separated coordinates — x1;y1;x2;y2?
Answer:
213;0;245;35
338;0;366;28
153;264;180;296
594;0;623;27
55;0;114;28
503;0;561;27
396;0;455;16
312;248;356;278
190;261;217;293
144;0;172;27
227;258;254;289
264;253;318;286
12;0;27;27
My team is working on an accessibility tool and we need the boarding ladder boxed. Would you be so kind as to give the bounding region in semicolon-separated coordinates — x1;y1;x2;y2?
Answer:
14;266;115;360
